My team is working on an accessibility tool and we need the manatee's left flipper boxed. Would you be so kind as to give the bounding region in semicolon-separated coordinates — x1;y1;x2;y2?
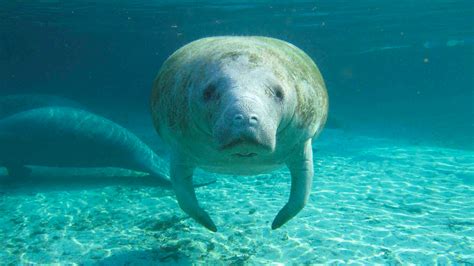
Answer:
170;154;217;232
6;165;32;178
272;139;314;230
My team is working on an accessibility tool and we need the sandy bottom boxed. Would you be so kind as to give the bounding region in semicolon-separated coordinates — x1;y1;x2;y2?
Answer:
0;129;473;264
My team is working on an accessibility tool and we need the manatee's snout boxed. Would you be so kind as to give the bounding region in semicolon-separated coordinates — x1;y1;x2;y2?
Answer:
231;112;260;139
224;112;263;151
214;98;276;155
232;113;259;127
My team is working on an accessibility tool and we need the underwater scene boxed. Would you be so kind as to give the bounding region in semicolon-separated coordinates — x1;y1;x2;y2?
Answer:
0;0;473;264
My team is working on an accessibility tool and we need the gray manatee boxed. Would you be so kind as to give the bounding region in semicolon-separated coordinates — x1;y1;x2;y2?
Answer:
0;107;173;187
151;36;328;231
0;94;83;119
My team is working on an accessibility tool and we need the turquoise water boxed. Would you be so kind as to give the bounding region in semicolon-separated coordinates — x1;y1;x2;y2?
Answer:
1;1;473;264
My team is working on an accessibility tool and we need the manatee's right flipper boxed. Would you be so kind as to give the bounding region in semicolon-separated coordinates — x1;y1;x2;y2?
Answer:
170;153;217;232
6;165;32;178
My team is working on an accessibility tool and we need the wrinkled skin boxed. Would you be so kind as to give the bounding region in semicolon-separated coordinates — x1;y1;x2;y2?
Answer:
151;36;328;231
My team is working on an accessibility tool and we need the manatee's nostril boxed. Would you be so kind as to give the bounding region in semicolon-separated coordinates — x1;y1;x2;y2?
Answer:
233;113;259;126
249;114;259;125
234;114;244;123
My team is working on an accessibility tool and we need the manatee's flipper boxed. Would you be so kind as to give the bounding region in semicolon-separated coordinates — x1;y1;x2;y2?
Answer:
272;139;313;230
6;165;32;178
170;154;217;232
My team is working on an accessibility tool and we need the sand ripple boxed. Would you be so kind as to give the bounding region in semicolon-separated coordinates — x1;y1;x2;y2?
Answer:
0;129;472;264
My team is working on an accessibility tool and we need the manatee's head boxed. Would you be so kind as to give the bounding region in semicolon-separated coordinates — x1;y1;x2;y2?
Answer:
188;54;297;158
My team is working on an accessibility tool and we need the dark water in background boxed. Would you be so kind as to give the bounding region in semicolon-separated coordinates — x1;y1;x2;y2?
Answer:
0;0;473;149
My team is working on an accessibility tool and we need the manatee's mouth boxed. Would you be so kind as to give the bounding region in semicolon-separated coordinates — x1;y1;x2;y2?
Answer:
219;136;273;153
219;137;263;150
232;152;258;158
214;118;276;156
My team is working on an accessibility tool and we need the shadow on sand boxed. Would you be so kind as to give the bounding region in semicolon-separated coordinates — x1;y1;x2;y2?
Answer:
94;248;192;265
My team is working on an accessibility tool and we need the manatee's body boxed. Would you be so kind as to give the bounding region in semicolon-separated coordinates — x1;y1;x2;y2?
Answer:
0;94;83;119
151;36;328;231
0;107;171;187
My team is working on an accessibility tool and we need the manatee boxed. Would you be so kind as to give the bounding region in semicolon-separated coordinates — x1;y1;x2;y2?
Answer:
151;36;328;231
0;107;174;187
0;94;83;119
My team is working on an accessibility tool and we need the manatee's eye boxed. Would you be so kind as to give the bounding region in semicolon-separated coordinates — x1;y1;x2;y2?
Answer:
202;84;218;102
273;85;284;101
